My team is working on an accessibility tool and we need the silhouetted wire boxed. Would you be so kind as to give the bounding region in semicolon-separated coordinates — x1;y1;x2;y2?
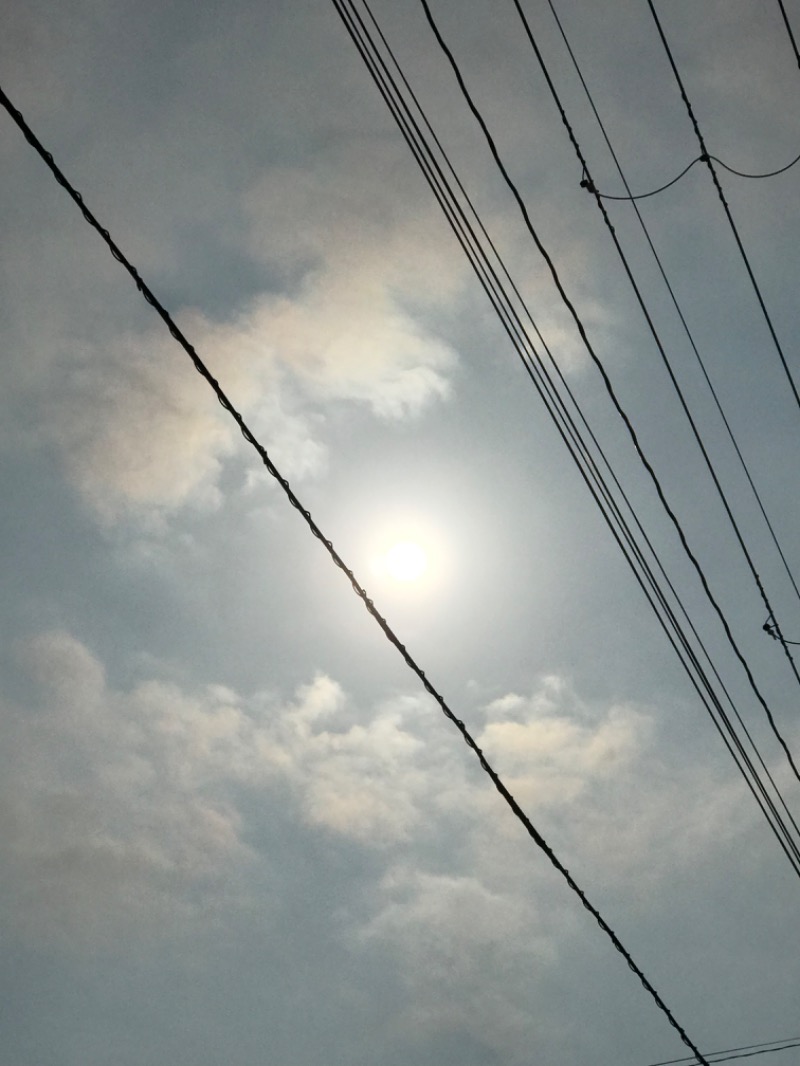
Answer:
334;0;800;877
645;0;800;413
0;79;712;1066
589;149;800;201
544;0;800;613
775;0;800;69
419;0;800;805
507;0;800;772
645;1035;800;1066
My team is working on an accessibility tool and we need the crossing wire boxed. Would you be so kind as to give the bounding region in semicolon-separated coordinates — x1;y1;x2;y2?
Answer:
0;81;711;1066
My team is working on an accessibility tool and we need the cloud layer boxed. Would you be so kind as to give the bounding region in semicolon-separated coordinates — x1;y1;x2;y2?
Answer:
1;630;749;956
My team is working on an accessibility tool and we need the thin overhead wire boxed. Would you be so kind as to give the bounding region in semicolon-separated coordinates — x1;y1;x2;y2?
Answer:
775;0;800;69
645;0;800;414
544;0;800;613
418;0;800;790
644;1035;800;1066
507;0;800;736
588;148;800;201
332;0;800;877
0;80;711;1066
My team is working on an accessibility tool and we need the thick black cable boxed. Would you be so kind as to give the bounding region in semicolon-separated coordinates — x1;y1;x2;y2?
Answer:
420;0;800;800
336;0;800;875
645;1035;800;1066
545;0;800;613
0;80;712;1066
645;0;800;413
590;149;800;201
507;0;800;770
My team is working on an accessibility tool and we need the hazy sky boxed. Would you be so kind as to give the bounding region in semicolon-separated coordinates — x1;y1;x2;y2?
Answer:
2;1;800;1064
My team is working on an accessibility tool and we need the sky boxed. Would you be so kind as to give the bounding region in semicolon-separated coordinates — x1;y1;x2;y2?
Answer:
1;0;800;1064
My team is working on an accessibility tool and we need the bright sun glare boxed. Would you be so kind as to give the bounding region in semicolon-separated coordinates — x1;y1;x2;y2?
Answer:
384;540;428;583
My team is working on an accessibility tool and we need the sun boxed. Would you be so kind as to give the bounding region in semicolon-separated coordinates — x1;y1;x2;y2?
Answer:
384;540;428;583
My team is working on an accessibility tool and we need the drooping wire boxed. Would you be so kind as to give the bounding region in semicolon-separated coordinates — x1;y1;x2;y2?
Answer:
643;1035;800;1066
546;0;800;614
506;0;800;746
0;80;711;1066
331;0;800;880
334;0;800;879
584;155;703;201
418;0;800;792
588;148;800;201
645;0;800;414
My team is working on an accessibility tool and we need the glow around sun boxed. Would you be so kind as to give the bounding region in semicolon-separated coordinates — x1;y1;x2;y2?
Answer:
384;540;428;582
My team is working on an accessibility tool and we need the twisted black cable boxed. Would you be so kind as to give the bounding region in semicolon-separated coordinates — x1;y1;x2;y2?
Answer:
0;79;711;1066
645;0;800;413
336;0;800;874
419;0;800;793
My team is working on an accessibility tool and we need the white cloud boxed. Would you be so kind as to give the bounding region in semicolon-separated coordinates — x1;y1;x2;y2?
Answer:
4;134;463;524
479;679;647;807
1;632;264;943
0;635;753;951
242;138;462;417
0;635;445;941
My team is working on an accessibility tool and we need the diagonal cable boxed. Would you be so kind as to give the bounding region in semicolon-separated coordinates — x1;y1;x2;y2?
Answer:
0;81;711;1066
775;0;800;69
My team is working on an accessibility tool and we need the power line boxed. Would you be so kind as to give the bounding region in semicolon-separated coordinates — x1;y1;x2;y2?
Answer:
331;0;800;877
506;0;800;756
645;0;800;414
544;0;800;614
644;1035;800;1066
417;0;800;805
0;80;711;1066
